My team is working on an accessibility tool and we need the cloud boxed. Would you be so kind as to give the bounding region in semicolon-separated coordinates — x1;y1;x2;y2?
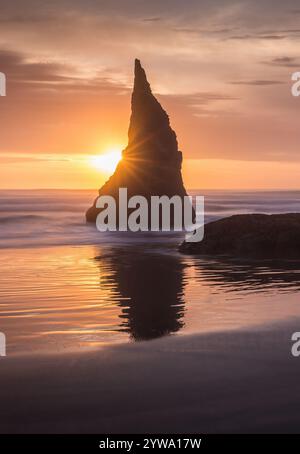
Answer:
0;48;130;94
228;34;287;40
0;153;72;164
142;17;162;22
163;92;239;105
159;92;239;119
288;9;300;15
230;80;284;86
263;56;300;68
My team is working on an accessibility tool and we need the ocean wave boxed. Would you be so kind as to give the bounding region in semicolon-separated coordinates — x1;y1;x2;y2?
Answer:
1;189;300;249
0;214;47;224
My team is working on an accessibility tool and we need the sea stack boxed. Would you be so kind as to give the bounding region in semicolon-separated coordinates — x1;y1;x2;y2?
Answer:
86;59;188;224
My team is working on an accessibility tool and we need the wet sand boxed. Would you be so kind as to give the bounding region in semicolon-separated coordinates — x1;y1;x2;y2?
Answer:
2;244;300;356
1;321;300;434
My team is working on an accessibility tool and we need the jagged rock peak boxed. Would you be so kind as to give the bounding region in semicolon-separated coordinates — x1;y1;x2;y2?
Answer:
133;58;152;94
127;58;178;161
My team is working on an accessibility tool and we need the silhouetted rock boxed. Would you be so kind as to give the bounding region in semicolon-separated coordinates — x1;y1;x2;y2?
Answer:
86;59;188;223
179;213;300;259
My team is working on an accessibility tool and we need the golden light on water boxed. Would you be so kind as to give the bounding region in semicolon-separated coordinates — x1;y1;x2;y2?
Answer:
90;148;122;174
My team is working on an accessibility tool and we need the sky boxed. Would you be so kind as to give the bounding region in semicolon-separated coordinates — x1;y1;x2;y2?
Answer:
0;0;300;189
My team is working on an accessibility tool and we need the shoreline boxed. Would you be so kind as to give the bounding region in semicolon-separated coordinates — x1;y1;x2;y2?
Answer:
1;320;300;433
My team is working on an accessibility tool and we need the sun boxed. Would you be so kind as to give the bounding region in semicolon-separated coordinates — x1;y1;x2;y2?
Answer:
90;148;122;173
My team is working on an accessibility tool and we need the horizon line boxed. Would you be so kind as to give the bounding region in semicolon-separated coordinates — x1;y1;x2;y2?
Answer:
1;187;300;192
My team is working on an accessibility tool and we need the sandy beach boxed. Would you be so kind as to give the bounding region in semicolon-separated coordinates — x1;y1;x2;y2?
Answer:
1;320;300;434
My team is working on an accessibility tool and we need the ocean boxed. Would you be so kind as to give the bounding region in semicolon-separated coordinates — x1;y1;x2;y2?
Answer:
1;189;300;356
2;189;300;249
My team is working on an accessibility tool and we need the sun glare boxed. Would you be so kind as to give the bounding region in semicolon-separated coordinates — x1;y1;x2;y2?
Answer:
90;148;122;173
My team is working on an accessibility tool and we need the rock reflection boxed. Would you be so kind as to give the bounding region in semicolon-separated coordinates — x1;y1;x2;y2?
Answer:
189;257;300;294
95;247;186;340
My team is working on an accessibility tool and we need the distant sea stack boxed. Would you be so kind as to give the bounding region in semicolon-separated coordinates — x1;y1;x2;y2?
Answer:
86;59;188;223
179;213;300;259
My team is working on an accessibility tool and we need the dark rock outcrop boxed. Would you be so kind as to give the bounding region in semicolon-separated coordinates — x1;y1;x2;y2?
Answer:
86;59;188;223
179;213;300;259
